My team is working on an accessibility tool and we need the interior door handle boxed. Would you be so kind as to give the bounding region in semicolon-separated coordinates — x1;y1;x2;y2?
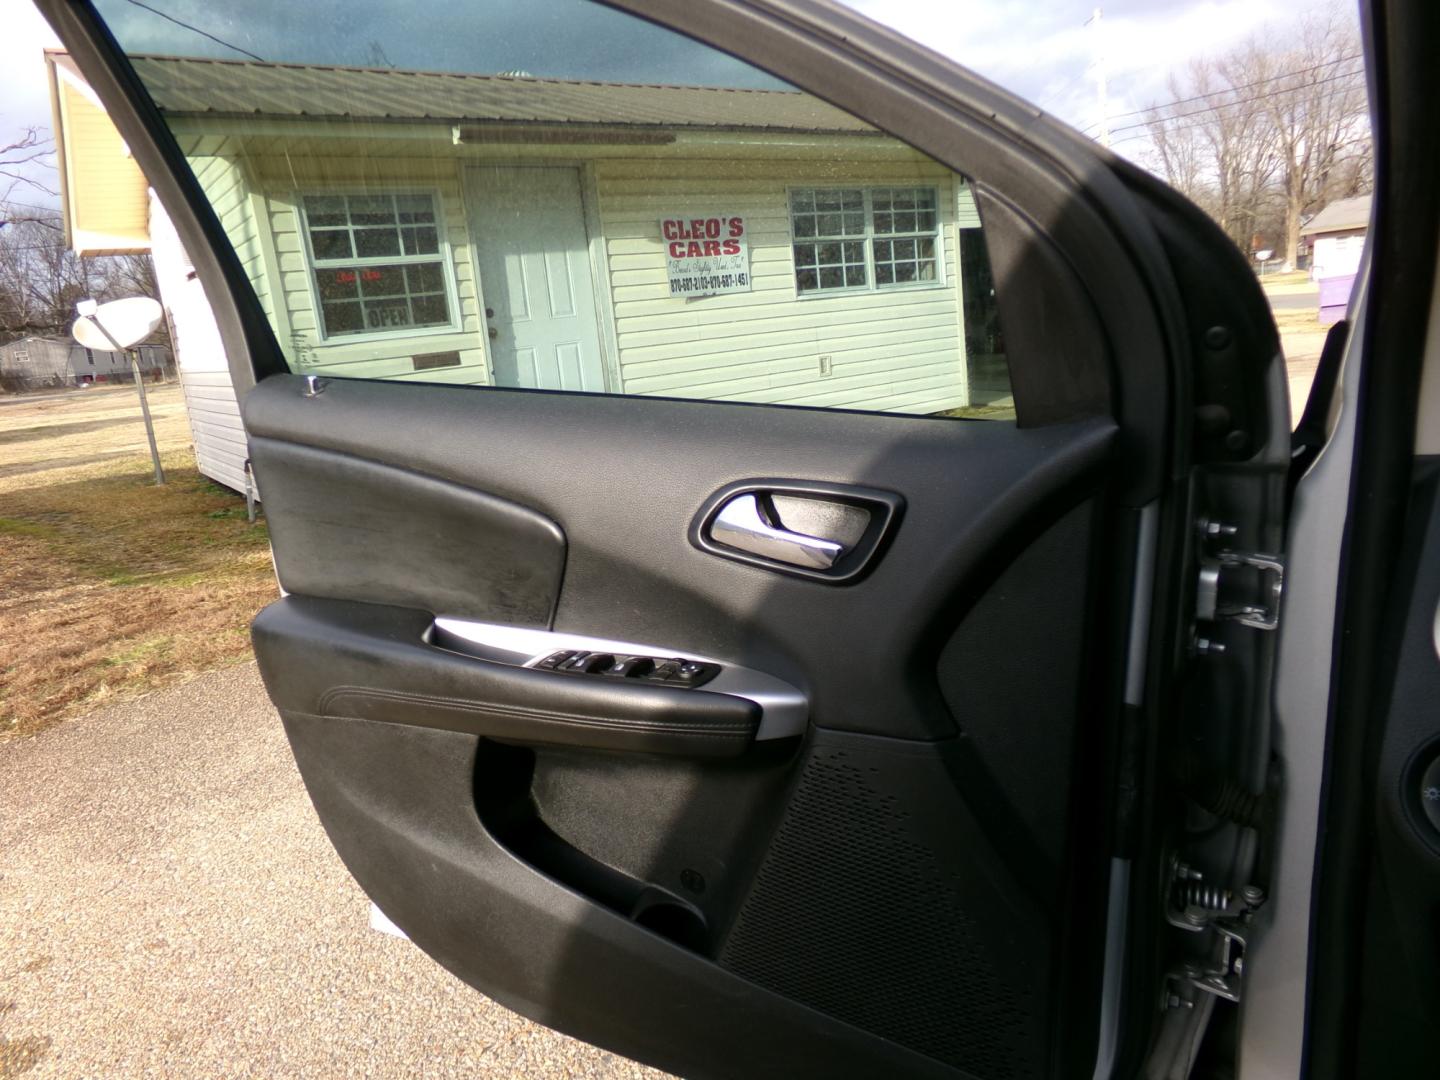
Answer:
710;492;844;569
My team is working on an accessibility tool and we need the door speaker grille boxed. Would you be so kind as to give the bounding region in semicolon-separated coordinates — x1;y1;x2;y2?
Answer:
718;745;1041;1078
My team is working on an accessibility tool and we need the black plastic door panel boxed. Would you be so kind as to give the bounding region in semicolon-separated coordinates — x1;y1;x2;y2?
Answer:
245;377;1114;1078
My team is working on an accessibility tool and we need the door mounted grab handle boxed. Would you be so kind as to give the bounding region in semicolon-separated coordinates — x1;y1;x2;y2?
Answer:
710;492;844;570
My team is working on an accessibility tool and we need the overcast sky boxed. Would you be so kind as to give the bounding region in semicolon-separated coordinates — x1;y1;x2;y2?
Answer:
4;0;1359;206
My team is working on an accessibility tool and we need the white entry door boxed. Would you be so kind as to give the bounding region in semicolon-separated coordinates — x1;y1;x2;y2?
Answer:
466;166;607;392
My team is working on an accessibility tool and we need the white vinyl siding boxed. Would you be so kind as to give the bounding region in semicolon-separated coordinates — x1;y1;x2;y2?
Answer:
173;126;978;413
182;144;274;326
595;157;968;414
244;153;489;384
956;181;981;229
147;191;251;494
180;369;249;491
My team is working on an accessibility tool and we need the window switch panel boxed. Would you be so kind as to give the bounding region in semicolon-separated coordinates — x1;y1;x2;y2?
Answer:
535;650;719;688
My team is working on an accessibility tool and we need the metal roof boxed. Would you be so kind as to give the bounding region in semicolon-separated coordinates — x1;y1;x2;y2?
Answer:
1299;194;1372;237
130;55;877;134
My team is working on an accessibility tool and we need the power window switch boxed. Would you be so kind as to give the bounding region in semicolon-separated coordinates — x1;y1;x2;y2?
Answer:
536;650;574;670
650;660;681;682
605;656;655;678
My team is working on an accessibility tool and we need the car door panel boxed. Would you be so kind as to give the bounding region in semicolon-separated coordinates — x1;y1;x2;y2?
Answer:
240;372;1116;1077
244;375;1116;741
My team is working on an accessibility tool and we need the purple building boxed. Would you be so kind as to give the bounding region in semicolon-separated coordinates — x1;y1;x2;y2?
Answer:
1300;195;1371;326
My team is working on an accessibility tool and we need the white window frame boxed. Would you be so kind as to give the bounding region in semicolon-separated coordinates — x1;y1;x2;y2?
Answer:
787;184;947;299
297;187;463;345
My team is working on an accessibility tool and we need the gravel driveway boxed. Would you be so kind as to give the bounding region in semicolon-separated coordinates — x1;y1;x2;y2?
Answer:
0;664;665;1079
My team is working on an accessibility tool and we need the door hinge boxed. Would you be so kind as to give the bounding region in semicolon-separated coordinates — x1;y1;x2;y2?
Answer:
1197;550;1285;631
1163;858;1267;1008
1163;917;1251;1007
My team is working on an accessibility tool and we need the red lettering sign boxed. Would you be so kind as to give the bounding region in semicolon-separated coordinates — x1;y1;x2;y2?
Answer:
660;216;747;244
660;214;752;297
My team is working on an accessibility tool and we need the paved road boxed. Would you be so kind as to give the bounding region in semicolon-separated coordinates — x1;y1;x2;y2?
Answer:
1268;290;1321;311
0;665;665;1079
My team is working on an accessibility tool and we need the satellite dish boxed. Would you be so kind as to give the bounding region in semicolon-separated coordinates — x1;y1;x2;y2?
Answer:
72;296;164;351
1254;249;1274;262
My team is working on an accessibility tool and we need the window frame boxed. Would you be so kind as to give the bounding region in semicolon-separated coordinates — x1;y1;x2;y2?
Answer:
786;183;947;299
296;186;463;345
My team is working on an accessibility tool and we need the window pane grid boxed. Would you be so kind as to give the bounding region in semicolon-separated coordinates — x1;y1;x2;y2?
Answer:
791;186;941;295
303;193;441;266
303;192;453;338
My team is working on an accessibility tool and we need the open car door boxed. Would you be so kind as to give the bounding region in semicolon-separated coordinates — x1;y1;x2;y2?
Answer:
42;1;1294;1076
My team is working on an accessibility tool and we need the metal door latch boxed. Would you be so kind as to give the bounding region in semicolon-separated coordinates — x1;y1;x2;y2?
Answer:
1197;550;1285;631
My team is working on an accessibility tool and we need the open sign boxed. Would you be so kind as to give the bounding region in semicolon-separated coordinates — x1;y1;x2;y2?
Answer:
660;215;751;297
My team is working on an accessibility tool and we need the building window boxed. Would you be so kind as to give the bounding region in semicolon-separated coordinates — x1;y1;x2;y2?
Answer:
85;348;95;366
300;193;455;339
790;186;940;295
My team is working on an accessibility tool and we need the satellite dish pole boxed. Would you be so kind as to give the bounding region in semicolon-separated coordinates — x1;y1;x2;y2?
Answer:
73;296;167;485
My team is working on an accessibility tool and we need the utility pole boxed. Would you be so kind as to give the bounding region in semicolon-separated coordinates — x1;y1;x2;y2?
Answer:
1088;7;1111;148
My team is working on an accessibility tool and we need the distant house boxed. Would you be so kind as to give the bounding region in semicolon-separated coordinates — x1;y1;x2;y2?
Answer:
45;50;1011;477
0;335;169;393
45;50;246;491
1300;195;1371;326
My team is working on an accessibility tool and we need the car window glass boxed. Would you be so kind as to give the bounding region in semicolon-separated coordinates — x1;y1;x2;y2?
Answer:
93;0;1014;421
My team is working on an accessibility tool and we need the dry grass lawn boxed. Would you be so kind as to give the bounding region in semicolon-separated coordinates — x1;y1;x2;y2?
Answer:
1;384;276;741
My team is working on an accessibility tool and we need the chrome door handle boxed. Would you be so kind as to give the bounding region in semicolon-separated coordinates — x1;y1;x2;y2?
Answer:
710;493;844;570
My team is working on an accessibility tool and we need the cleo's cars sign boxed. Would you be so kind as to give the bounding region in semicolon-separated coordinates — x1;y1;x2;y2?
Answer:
661;215;751;297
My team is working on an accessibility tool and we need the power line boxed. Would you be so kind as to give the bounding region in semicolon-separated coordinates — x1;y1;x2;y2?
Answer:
1108;82;1371;148
1096;50;1363;128
1038;73;1091;112
1105;65;1366;139
120;0;265;62
1082;55;1363;135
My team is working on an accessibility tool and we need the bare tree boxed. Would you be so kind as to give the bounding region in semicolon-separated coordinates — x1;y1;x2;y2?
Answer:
1138;6;1371;266
1144;76;1208;204
1240;14;1370;267
0;204;93;342
0;127;56;202
1144;59;1282;254
1;200;171;349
